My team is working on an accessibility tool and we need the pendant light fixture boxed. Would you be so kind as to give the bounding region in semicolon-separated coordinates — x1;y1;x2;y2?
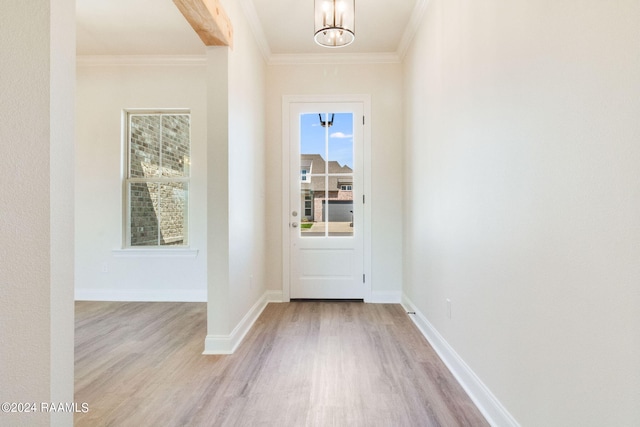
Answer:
314;0;355;48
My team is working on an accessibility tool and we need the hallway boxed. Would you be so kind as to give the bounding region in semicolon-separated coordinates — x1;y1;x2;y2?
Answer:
74;301;487;426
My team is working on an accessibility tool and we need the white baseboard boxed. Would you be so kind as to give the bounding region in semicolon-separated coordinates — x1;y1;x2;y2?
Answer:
75;288;207;302
401;294;520;427
367;290;402;303
203;289;283;355
264;289;284;303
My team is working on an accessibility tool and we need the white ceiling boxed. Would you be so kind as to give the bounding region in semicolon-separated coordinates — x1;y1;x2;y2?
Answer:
77;0;423;60
76;0;205;55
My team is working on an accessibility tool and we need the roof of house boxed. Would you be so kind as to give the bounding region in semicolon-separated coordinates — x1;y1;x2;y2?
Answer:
301;154;353;192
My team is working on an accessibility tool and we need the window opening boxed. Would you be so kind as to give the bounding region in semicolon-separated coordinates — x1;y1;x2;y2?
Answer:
125;111;190;247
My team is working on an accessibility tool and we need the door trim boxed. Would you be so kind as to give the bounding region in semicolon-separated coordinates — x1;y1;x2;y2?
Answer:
282;94;372;302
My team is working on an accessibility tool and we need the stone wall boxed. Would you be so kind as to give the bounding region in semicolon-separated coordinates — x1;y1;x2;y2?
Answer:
129;114;189;246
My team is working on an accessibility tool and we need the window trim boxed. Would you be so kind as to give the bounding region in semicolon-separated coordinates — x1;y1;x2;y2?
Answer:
122;108;191;249
112;248;199;258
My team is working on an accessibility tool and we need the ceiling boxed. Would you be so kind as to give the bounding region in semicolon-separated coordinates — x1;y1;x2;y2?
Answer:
77;0;423;61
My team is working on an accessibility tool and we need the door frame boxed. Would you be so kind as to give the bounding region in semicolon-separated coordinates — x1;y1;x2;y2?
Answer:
282;94;372;302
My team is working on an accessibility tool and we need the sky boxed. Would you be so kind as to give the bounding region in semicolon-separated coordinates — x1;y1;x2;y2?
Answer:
300;112;354;169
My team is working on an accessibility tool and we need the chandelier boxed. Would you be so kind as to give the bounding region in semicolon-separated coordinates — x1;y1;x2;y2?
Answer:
314;0;355;48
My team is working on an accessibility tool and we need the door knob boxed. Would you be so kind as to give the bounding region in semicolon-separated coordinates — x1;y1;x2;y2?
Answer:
291;222;299;228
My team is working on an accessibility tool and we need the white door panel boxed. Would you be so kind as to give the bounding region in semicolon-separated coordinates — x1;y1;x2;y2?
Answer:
289;102;364;299
300;249;354;278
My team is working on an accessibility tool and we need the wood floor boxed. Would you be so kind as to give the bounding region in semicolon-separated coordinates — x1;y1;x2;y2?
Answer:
75;301;488;427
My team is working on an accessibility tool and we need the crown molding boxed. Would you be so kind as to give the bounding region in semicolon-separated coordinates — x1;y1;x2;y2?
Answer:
239;0;424;66
239;0;272;62
77;0;429;68
76;55;206;67
397;0;430;60
268;52;401;66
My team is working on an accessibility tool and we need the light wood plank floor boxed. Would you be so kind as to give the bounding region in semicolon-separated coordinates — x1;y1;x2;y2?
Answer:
75;301;488;426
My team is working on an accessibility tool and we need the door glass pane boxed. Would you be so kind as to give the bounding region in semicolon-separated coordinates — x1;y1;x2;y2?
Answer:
300;113;327;238
328;113;354;171
300;113;327;173
299;112;355;238
327;175;354;237
301;190;326;237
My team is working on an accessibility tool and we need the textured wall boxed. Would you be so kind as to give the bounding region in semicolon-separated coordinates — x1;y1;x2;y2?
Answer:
0;0;75;425
403;0;640;425
0;3;52;424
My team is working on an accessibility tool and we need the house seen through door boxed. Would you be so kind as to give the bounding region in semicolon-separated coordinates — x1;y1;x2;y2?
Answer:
288;101;366;299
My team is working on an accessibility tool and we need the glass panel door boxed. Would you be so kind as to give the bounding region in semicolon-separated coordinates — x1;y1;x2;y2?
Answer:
289;101;364;300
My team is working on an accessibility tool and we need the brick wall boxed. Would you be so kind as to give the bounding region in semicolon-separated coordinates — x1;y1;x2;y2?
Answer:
129;114;189;246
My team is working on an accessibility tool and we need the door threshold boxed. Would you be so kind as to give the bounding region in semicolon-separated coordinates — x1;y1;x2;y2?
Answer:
290;298;364;303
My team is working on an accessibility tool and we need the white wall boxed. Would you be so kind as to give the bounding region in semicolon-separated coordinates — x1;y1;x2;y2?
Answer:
265;62;404;300
205;0;268;344
226;5;268;330
75;61;208;301
403;0;640;425
50;0;76;423
0;0;75;425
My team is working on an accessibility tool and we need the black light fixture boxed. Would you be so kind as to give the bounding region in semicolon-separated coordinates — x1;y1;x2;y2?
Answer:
314;0;355;48
319;113;335;127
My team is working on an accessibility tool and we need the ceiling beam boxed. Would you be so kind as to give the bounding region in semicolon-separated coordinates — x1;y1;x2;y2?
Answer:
173;0;233;48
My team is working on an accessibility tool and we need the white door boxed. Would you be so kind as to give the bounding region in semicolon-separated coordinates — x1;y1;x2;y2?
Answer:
288;102;365;299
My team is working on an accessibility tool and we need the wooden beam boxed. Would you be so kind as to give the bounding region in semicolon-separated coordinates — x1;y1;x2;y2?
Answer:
173;0;233;48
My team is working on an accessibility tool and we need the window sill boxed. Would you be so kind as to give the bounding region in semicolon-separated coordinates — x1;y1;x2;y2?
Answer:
112;248;199;258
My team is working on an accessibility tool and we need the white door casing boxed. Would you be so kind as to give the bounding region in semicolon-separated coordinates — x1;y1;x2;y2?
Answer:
282;95;371;301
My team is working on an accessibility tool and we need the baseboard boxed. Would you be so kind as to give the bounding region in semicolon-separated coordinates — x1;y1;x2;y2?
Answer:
75;288;207;302
401;294;520;427
367;290;402;303
203;289;283;355
264;289;284;303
